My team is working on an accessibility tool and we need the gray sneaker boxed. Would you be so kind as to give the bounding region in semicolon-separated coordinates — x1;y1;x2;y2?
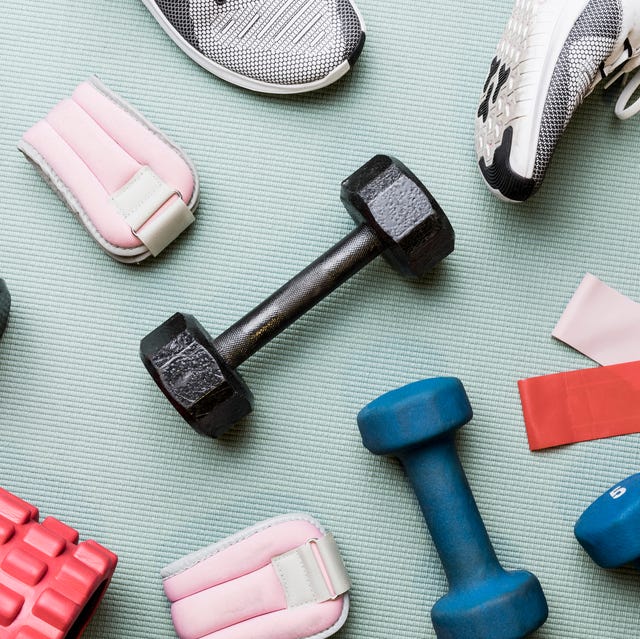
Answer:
142;0;366;94
476;0;640;203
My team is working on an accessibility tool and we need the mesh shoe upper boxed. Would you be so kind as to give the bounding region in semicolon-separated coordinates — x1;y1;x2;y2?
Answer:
150;0;364;87
476;0;640;202
532;0;623;186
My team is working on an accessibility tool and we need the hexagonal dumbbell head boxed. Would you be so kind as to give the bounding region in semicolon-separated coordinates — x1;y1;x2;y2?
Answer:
0;279;10;339
341;155;455;279
575;473;640;569
140;313;253;438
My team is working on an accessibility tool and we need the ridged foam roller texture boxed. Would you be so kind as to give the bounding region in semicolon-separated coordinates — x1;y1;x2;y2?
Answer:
0;487;117;638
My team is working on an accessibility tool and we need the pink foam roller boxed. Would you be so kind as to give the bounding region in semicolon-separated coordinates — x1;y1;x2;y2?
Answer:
0;487;117;638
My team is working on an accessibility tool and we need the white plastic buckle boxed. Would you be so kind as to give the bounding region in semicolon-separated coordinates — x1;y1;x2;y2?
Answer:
272;534;351;608
110;166;195;256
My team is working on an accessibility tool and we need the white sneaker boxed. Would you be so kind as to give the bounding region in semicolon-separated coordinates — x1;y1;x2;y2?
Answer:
476;0;640;202
142;0;366;94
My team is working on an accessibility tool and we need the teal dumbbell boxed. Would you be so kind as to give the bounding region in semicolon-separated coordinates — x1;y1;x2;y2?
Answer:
357;377;548;639
575;473;640;569
0;279;9;339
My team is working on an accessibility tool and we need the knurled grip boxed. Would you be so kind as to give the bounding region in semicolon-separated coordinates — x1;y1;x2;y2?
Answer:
0;488;117;639
213;224;382;369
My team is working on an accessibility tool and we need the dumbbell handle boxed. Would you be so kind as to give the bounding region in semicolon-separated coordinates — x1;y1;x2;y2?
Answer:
213;224;383;369
399;439;504;590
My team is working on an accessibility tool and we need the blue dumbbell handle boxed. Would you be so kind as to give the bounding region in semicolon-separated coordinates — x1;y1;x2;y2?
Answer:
399;437;504;589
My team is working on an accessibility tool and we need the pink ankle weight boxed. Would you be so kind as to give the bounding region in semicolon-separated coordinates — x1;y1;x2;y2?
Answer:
162;514;351;639
19;77;199;263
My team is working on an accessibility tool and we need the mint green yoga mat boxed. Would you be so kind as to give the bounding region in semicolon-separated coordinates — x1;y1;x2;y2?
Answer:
1;1;639;637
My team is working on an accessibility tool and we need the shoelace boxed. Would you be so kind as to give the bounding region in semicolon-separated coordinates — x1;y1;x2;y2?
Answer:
614;68;640;120
602;39;640;120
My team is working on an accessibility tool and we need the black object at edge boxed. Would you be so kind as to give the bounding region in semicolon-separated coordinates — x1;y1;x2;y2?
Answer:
348;31;366;67
0;279;10;339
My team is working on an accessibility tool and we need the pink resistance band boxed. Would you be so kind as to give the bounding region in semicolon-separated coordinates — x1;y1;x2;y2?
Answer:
519;360;640;450
519;275;640;450
552;274;640;365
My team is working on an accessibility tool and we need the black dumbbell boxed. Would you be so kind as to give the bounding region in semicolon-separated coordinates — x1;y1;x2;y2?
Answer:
0;280;10;339
140;155;455;438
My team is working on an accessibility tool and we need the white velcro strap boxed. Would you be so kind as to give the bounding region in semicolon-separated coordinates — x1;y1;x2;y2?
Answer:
272;534;351;609
135;198;194;257
111;166;195;256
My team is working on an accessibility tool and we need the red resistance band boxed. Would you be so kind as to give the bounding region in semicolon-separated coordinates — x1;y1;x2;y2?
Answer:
519;360;640;450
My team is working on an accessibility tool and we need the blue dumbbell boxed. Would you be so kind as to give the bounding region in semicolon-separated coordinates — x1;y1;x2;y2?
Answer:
357;377;548;639
575;473;640;570
0;279;9;339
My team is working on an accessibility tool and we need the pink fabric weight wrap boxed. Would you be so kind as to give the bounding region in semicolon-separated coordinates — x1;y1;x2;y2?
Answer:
19;77;198;263
162;514;351;639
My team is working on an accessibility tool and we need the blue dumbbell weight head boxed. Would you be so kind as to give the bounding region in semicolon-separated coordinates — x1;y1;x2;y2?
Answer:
0;280;9;338
358;378;548;639
575;473;640;569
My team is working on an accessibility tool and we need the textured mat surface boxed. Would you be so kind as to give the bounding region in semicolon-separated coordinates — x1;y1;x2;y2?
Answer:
1;1;640;637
